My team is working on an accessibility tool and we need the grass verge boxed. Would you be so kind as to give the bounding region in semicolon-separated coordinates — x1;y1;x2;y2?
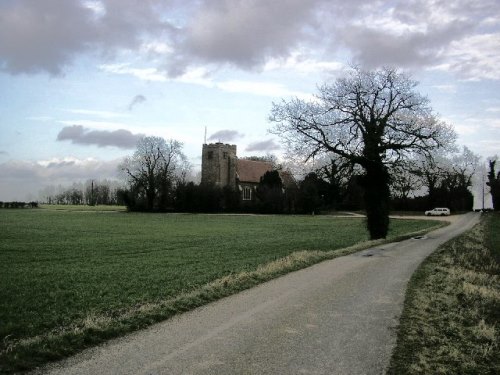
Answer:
388;213;500;374
0;210;442;373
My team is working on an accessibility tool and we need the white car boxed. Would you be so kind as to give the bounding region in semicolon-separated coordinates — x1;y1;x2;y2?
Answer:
425;207;450;216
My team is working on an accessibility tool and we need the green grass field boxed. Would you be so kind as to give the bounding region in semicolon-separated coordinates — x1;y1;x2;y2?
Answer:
388;212;500;374
0;208;440;373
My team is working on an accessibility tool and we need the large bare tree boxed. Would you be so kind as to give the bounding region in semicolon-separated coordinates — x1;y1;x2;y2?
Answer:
270;67;456;239
120;136;189;211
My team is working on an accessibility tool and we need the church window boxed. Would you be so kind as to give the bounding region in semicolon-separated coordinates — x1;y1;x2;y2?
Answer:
243;186;252;201
207;151;213;159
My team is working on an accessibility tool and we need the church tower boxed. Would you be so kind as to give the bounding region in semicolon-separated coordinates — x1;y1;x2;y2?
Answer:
201;143;237;188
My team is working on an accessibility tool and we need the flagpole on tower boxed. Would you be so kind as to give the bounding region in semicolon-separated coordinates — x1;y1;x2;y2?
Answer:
204;126;207;144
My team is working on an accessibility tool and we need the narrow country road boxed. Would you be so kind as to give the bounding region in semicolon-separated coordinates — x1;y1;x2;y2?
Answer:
39;213;480;375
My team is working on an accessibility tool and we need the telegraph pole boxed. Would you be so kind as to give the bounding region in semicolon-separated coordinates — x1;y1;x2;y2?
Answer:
482;168;485;211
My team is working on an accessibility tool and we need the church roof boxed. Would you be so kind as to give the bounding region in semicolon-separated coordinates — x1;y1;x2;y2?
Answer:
236;159;273;183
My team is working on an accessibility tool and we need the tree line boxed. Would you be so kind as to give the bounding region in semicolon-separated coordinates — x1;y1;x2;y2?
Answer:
115;136;488;216
38;180;126;206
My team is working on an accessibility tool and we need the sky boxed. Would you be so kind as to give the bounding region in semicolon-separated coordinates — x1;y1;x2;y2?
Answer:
0;0;499;201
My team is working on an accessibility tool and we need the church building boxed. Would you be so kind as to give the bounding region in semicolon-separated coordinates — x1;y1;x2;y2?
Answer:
200;142;296;205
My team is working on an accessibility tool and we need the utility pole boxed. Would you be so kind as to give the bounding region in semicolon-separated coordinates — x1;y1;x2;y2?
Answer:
482;166;485;211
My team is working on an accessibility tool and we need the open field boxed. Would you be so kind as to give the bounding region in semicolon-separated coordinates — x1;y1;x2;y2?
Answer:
388;212;500;374
39;204;127;212
0;209;441;373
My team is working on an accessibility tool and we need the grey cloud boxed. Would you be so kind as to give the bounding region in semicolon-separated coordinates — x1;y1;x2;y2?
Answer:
0;0;171;75
1;0;498;80
0;1;96;74
0;151;8;156
164;0;499;77
57;125;144;149
338;19;473;69
334;0;499;70
245;139;280;152
208;130;244;142
128;94;146;110
178;0;320;70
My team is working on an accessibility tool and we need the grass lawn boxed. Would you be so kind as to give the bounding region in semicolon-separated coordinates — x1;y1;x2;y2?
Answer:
388;212;500;374
0;208;440;373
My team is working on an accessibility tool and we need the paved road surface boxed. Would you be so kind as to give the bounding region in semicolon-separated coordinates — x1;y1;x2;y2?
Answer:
40;213;480;375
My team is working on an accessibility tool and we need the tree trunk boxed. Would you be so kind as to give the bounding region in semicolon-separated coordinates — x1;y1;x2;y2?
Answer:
363;164;391;239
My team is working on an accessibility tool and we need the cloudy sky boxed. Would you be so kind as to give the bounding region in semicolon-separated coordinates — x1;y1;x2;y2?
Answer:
0;0;499;201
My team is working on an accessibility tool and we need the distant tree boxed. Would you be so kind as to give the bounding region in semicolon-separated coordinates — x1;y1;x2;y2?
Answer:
270;67;455;238
316;157;354;210
340;174;365;211
120;137;190;211
439;146;478;211
400;147;478;211
448;146;479;191
222;185;241;212
487;157;500;211
256;170;284;214
390;162;423;202
68;188;84;205
410;152;449;209
298;172;323;214
174;183;236;213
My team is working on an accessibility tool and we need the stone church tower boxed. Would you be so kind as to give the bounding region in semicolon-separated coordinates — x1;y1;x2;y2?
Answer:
201;143;237;188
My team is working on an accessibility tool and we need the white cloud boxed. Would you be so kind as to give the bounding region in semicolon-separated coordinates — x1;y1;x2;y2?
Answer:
434;33;500;80
64;109;129;118
216;80;311;99
175;67;214;87
100;63;169;82
454;123;478;136
101;62;312;99
26;116;54;122
83;0;106;18
431;84;457;93
264;52;345;74
141;41;173;55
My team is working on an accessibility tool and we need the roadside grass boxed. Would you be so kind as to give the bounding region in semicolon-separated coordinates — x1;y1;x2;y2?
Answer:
388;212;500;375
0;209;441;373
